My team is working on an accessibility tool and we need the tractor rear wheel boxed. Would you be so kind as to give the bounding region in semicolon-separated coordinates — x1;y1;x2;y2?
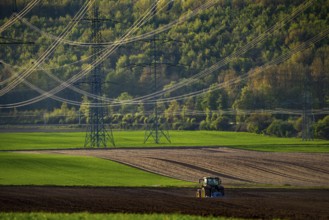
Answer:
219;186;225;196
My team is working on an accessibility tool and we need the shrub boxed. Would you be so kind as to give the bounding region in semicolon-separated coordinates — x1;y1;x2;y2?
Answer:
266;119;297;137
210;116;231;131
217;116;231;130
315;116;329;140
245;113;273;134
199;120;210;130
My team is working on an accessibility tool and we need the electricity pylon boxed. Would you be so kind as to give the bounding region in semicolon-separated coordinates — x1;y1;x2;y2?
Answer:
302;73;314;141
143;34;171;144
143;3;176;144
84;1;115;148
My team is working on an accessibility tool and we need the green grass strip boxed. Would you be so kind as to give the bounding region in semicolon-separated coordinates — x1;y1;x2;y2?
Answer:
0;152;192;187
0;131;328;152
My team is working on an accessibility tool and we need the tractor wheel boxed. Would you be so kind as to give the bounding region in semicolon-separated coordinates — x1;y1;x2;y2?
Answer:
219;186;225;196
196;189;201;198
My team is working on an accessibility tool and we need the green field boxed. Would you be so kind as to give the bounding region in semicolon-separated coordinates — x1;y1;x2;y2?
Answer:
0;130;328;187
0;131;328;220
0;152;192;186
0;212;240;220
0;131;328;152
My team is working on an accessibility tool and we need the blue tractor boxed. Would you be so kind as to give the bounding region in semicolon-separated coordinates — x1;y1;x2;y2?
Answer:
196;177;225;198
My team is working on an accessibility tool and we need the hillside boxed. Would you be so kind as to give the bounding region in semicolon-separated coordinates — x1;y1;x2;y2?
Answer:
0;0;328;138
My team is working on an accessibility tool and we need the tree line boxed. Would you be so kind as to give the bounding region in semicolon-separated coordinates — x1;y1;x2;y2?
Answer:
1;101;328;140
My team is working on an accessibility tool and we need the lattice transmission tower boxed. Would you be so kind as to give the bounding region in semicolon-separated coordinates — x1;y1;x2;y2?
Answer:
84;1;115;148
302;73;314;141
143;31;170;144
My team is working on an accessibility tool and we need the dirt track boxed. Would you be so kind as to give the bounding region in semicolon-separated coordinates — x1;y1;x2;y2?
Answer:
1;186;329;219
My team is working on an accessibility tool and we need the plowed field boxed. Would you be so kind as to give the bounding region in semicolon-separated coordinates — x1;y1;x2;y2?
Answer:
48;147;329;187
1;186;329;219
3;147;329;219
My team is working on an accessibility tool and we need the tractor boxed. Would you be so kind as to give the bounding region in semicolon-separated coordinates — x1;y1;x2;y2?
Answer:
196;177;224;198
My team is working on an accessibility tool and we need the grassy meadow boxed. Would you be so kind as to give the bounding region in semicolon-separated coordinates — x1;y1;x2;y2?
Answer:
0;152;191;186
0;130;328;152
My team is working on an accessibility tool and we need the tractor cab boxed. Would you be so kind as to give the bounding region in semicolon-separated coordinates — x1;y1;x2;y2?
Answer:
201;177;221;186
196;177;224;198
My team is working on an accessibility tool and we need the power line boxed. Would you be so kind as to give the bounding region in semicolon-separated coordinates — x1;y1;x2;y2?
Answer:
0;0;41;34
1;26;328;109
0;0;94;96
14;0;219;48
0;0;166;108
2;0;305;94
0;0;325;112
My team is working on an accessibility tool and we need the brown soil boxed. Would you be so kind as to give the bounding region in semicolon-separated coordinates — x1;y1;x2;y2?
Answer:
8;147;329;219
43;147;329;187
0;186;328;219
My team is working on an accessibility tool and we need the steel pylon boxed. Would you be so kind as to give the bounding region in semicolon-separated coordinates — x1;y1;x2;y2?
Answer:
144;35;170;144
84;1;115;148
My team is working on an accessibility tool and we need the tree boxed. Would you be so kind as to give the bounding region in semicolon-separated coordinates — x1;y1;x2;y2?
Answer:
79;96;90;123
211;116;231;131
315;116;329;140
201;84;226;110
245;113;273;134
116;92;134;114
266;119;297;137
164;100;180;124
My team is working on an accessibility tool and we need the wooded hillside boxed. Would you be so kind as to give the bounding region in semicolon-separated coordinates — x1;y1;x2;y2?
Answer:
0;0;328;138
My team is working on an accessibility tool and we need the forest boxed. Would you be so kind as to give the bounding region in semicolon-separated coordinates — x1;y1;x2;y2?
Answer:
0;0;328;139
